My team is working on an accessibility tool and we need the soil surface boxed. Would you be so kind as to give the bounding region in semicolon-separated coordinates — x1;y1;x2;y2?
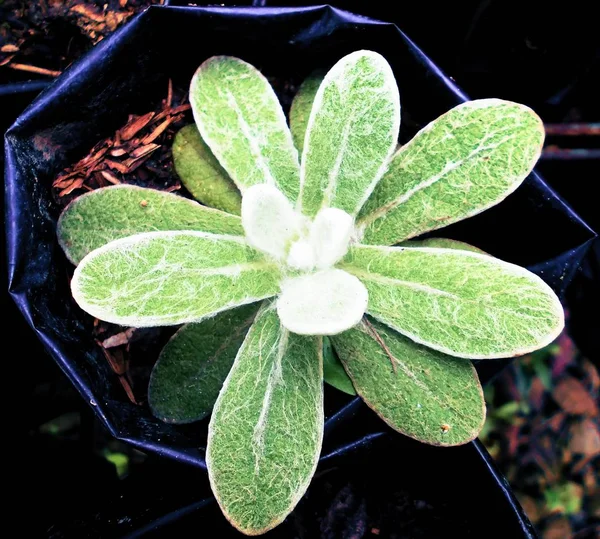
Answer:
0;0;160;82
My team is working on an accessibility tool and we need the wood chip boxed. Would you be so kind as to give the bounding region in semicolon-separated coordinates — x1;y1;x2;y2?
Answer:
97;343;127;374
120;112;155;141
53;170;81;188
166;78;173;108
59;178;84;196
130;142;160;159
105;159;131;174
0;55;16;67
6;63;62;77
118;376;138;405
70;4;106;23
142;117;174;145
101;328;136;349
1;44;19;53
100;170;121;185
153;103;191;123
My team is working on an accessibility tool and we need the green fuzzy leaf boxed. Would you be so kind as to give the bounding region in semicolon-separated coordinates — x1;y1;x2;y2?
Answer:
207;304;323;535
340;245;564;359
289;71;324;153
148;304;259;424
401;237;487;254
358;99;545;245
299;50;400;217
57;185;244;265
72;231;281;327
190;56;300;203
332;318;485;445
172;124;242;214
323;336;356;395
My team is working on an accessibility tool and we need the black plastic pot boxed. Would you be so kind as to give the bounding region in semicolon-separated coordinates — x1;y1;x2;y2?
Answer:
4;4;595;536
46;433;534;537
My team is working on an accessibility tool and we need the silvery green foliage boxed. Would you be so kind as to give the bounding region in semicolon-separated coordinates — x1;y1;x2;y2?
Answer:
58;50;562;535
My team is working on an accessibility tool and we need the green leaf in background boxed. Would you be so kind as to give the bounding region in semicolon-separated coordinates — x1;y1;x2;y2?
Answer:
340;245;564;359
207;304;323;535
103;450;129;479
323;336;356;395
172;124;242;214
289;71;324;153
148;304;260;423
332;318;485;445
544;482;584;515
401;237;487;255
72;231;281;327
190;56;301;203
298;50;400;217
57;185;244;265
357;99;545;245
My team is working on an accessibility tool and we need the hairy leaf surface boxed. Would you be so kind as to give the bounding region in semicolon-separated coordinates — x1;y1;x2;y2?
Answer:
332;318;485;445
358;99;544;245
72;231;280;327
172;124;242;214
58;185;243;264
191;56;300;202
148;304;259;423
289;71;324;153
299;51;400;217
207;305;323;535
340;245;564;358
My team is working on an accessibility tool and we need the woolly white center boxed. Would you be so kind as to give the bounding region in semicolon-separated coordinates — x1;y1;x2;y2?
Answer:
241;184;367;335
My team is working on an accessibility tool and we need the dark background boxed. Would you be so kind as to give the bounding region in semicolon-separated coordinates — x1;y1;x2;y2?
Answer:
2;1;598;537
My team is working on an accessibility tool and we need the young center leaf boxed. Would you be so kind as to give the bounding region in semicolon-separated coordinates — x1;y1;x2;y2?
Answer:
298;50;400;217
190;56;300;203
148;303;259;423
277;269;368;336
340;245;564;359
289;71;324;153
72;231;281;327
58;185;243;265
207;304;323;535
241;184;303;261
332;318;485;446
323;336;356;395
172;124;242;215
309;207;354;269
357;99;545;246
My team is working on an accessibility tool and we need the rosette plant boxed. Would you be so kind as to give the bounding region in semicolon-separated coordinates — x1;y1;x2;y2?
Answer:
57;51;563;534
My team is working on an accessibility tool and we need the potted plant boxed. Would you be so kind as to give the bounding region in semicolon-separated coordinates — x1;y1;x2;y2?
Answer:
5;4;595;536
